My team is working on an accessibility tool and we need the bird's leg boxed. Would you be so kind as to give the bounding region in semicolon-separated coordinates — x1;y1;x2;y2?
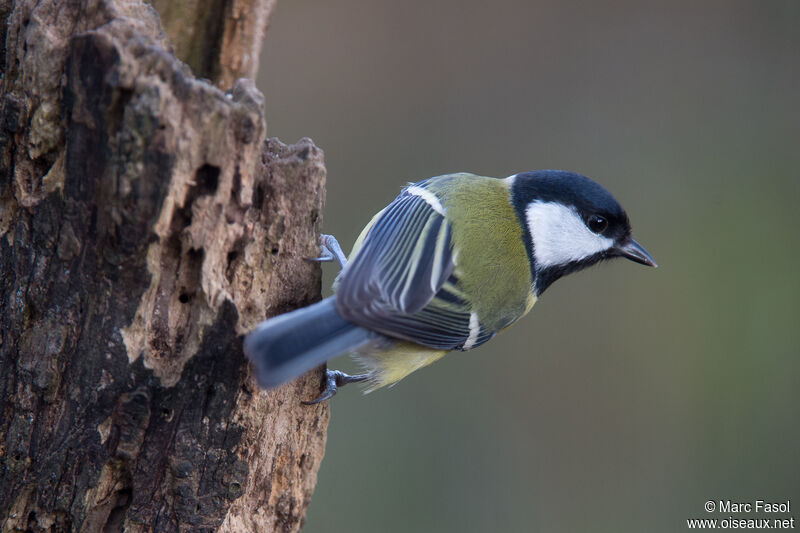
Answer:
302;369;370;405
306;234;347;269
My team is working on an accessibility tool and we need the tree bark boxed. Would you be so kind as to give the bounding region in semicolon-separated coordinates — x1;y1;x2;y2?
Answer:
149;0;277;88
1;1;330;531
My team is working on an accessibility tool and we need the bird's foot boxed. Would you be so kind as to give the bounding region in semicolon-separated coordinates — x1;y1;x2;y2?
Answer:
303;369;370;404
305;234;347;269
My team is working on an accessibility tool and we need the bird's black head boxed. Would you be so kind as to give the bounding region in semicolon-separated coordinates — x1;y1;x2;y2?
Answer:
509;170;656;295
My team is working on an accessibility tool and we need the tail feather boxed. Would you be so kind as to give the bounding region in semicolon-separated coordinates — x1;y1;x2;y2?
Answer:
244;297;374;388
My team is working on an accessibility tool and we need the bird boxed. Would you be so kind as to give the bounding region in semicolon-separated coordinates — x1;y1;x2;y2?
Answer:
244;170;656;403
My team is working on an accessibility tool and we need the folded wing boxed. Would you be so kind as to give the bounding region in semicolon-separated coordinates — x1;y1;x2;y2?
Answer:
336;184;494;350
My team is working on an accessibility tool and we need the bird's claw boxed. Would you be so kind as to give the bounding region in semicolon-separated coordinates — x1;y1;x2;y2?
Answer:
304;234;347;269
303;369;370;405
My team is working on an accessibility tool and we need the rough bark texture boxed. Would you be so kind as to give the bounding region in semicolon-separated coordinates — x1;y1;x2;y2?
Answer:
150;0;276;87
1;0;330;531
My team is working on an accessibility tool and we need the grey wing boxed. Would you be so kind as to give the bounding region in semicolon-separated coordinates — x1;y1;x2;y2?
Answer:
335;186;494;350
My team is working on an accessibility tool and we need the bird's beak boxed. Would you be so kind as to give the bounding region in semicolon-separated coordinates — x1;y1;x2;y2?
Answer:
615;239;657;267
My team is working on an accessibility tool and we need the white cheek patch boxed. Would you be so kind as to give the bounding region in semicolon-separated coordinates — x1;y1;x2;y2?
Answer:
525;201;614;268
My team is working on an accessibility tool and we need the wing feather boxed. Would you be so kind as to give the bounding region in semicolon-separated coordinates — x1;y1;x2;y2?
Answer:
336;185;492;350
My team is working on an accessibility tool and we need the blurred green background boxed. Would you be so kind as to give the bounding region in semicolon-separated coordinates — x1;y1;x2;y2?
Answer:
256;1;800;531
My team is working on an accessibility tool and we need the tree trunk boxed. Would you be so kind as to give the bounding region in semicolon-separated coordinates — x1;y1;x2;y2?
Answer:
0;1;330;531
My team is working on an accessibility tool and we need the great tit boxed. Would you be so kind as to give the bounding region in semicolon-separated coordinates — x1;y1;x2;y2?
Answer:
244;170;656;403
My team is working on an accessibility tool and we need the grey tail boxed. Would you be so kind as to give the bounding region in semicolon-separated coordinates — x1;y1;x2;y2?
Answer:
243;297;375;388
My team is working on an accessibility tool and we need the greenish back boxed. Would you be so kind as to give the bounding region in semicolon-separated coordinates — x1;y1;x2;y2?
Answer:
427;173;533;331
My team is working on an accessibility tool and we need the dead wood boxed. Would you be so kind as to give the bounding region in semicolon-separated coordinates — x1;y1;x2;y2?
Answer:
1;1;330;531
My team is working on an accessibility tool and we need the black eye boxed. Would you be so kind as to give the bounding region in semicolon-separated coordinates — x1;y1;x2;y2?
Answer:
587;215;608;234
